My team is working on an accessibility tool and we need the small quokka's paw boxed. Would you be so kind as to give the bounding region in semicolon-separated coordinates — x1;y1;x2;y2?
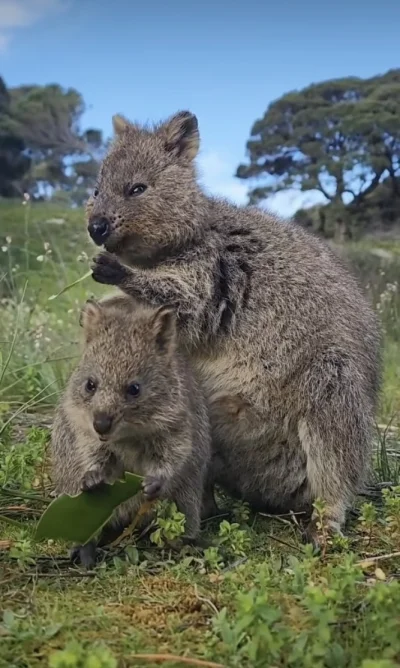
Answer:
201;492;221;521
182;535;212;549
142;475;165;501
91;252;129;286
81;468;107;492
165;535;210;553
70;541;97;569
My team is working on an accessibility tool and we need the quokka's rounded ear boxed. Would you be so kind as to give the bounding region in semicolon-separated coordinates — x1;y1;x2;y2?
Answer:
150;305;177;353
112;114;131;136
79;298;102;338
160;111;200;161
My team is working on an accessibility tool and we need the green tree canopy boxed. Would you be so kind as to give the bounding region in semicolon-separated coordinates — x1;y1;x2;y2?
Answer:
0;78;105;204
237;69;400;210
0;76;31;197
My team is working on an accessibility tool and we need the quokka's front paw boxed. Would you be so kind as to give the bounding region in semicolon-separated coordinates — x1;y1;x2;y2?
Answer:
91;252;129;286
70;541;97;569
80;468;107;492
142;475;165;501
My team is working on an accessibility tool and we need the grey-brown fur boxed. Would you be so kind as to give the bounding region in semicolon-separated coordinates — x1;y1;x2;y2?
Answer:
51;293;212;566
86;111;381;542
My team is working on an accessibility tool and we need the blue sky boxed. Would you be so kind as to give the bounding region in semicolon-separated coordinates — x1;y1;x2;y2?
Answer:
1;0;399;216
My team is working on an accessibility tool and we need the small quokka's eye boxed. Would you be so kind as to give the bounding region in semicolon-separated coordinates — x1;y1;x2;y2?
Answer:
126;382;140;397
93;188;99;198
85;378;97;394
127;183;147;197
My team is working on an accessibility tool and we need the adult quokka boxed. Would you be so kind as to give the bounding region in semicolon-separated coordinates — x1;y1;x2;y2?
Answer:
85;111;381;544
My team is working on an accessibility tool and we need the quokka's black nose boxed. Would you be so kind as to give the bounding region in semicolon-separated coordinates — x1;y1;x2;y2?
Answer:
88;217;111;245
93;413;113;436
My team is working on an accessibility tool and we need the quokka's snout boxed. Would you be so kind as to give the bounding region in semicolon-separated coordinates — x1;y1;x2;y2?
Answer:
87;216;111;245
92;411;114;437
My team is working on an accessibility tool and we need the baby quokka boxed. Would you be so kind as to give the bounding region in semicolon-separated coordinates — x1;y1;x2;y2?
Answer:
51;294;212;567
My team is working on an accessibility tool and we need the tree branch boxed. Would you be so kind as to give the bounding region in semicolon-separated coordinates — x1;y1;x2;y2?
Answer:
352;169;387;205
317;176;333;201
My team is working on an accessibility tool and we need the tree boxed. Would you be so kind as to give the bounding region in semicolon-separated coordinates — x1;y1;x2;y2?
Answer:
0;77;31;197
237;69;400;237
0;78;105;203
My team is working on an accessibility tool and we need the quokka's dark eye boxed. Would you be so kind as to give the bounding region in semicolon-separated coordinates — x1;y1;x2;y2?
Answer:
93;188;99;198
85;378;97;394
126;382;140;397
127;183;147;197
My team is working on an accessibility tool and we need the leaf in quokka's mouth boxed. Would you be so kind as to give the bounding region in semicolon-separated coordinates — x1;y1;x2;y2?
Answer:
34;472;143;545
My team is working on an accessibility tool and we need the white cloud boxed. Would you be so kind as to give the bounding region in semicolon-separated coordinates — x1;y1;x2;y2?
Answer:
197;150;248;205
0;0;67;52
197;149;324;218
266;189;326;219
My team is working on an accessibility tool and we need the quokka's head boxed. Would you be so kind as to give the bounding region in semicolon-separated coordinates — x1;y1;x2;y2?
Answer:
86;111;203;262
70;295;181;443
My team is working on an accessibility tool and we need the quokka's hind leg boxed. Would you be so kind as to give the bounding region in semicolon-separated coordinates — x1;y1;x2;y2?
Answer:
299;356;373;549
201;480;220;520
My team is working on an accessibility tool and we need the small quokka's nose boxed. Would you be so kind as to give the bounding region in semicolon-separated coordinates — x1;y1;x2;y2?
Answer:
88;217;111;245
93;413;113;436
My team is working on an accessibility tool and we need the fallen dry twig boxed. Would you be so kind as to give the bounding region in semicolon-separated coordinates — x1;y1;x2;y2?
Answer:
0;540;12;550
265;533;303;553
193;584;219;615
357;551;400;567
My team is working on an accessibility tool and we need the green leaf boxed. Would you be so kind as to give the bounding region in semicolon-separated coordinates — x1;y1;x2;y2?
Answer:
34;472;143;545
48;269;92;301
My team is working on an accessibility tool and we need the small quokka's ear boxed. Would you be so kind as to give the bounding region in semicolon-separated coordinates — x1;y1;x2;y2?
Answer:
79;298;102;340
151;306;177;354
112;114;131;136
160;111;199;161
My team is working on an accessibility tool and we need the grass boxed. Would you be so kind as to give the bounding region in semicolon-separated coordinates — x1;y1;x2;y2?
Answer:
0;199;104;412
0;200;400;668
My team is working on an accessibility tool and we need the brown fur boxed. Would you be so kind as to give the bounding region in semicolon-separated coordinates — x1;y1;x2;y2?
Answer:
86;110;381;542
51;293;212;565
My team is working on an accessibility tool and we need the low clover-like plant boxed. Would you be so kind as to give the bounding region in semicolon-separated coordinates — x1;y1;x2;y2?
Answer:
382;485;400;541
203;545;225;571
210;553;395;667
218;519;251;557
9;535;36;571
150;500;186;547
48;641;117;668
231;499;251;524
358;501;379;546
